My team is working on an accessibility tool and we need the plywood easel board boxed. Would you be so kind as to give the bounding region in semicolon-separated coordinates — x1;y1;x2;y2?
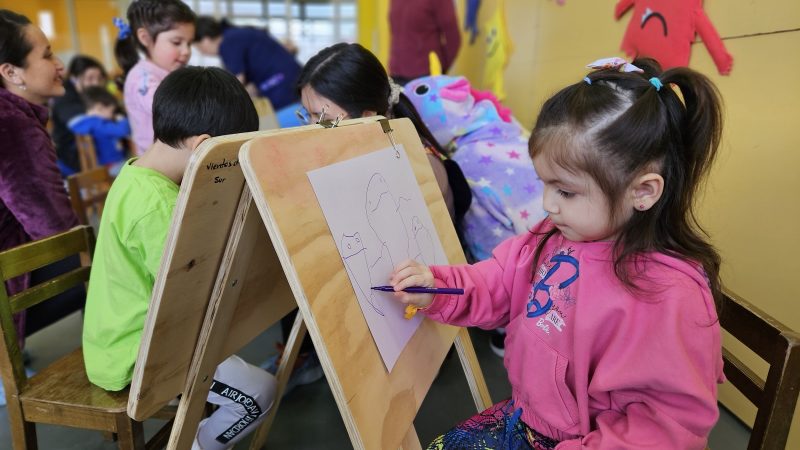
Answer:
239;117;491;449
127;128;307;421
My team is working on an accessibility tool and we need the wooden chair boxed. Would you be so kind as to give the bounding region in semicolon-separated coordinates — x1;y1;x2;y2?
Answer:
252;97;279;130
719;288;800;450
0;226;173;450
75;134;99;172
67;167;113;227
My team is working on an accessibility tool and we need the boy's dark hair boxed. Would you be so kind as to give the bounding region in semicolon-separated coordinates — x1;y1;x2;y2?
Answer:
0;9;32;81
153;66;258;147
115;0;196;79
194;16;232;41
68;55;107;79
81;86;118;110
529;58;723;307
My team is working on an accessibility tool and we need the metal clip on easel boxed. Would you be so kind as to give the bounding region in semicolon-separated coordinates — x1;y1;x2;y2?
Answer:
379;118;401;158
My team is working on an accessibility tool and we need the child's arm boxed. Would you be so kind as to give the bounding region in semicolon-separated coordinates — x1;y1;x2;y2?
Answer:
93;117;132;139
390;236;520;329
555;279;722;450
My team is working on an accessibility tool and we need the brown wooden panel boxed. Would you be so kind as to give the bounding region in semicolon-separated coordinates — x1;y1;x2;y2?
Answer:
240;118;471;449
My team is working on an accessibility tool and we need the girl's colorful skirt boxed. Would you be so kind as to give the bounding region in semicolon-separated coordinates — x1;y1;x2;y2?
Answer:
426;399;559;450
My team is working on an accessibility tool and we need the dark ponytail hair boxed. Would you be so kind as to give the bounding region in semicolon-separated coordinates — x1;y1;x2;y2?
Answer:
195;16;232;42
115;0;196;80
529;58;723;307
0;9;32;89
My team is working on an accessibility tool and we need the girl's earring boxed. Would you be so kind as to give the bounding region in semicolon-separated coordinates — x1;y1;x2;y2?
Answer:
638;203;646;210
18;83;26;91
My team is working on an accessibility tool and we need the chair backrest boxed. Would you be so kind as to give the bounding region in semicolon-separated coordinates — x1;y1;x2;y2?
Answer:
0;226;95;400
720;289;800;450
67;167;113;227
75;134;99;171
253;97;279;130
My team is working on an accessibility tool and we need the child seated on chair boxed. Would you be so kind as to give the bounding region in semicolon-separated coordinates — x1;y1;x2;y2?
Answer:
82;66;276;450
68;86;130;176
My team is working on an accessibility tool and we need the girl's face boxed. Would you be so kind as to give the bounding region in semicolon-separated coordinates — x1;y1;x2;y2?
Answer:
143;22;194;72
11;25;65;104
73;67;105;92
300;85;350;124
533;154;629;242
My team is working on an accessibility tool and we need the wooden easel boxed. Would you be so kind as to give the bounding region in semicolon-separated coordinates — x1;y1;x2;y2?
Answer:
126;127;311;446
128;117;491;449
239;117;492;449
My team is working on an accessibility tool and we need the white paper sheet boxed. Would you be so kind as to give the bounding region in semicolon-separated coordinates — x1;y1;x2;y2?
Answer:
307;145;448;371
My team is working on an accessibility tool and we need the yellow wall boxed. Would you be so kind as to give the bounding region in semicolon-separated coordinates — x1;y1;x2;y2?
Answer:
0;0;122;72
0;0;73;54
357;0;389;65
73;0;121;70
449;0;800;445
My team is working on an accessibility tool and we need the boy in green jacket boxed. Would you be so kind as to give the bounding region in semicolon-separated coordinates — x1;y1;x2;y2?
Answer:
83;66;276;450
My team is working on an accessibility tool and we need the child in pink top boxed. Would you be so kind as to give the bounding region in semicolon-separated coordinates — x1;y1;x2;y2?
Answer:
390;58;726;449
114;0;195;155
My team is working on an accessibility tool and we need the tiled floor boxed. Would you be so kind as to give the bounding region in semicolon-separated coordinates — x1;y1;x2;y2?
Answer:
0;311;750;449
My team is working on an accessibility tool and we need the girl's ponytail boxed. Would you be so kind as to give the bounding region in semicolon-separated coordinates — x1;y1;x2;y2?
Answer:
659;67;723;201
656;67;723;305
114;32;139;81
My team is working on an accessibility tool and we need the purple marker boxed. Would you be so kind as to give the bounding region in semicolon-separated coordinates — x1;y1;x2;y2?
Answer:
371;285;464;295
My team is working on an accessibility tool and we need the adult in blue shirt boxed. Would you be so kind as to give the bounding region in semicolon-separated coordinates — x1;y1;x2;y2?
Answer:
195;17;301;111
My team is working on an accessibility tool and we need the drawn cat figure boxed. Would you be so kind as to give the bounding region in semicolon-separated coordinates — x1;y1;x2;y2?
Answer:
340;232;385;316
365;173;411;267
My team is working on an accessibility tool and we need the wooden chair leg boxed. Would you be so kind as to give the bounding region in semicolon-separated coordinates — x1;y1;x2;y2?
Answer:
114;414;146;450
6;400;38;450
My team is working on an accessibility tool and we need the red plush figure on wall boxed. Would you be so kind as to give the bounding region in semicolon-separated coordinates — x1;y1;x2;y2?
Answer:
614;0;733;75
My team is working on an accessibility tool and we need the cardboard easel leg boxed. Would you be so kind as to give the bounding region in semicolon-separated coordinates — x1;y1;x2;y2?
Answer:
454;327;492;411
248;310;307;449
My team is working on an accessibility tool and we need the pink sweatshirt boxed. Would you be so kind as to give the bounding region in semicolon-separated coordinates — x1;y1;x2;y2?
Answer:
123;59;169;155
426;220;723;449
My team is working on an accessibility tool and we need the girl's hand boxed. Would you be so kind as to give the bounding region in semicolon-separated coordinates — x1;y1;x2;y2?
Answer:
389;259;435;309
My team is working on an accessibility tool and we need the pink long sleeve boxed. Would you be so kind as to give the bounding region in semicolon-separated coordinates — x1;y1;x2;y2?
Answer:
425;236;522;329
123;59;169;155
421;221;723;448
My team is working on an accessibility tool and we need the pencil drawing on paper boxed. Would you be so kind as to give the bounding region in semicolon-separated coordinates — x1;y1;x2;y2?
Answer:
340;173;439;318
308;145;448;371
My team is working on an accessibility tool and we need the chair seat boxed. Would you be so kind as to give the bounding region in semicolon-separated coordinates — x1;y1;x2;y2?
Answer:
20;348;129;413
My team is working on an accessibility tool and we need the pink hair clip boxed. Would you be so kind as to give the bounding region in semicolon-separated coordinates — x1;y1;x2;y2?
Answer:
586;57;644;73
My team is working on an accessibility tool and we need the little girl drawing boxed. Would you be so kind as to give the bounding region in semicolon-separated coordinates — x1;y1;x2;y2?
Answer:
390;57;725;449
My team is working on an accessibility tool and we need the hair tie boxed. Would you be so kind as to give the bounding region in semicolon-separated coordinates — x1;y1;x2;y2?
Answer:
583;76;592;85
388;77;402;106
113;17;131;40
649;77;663;91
